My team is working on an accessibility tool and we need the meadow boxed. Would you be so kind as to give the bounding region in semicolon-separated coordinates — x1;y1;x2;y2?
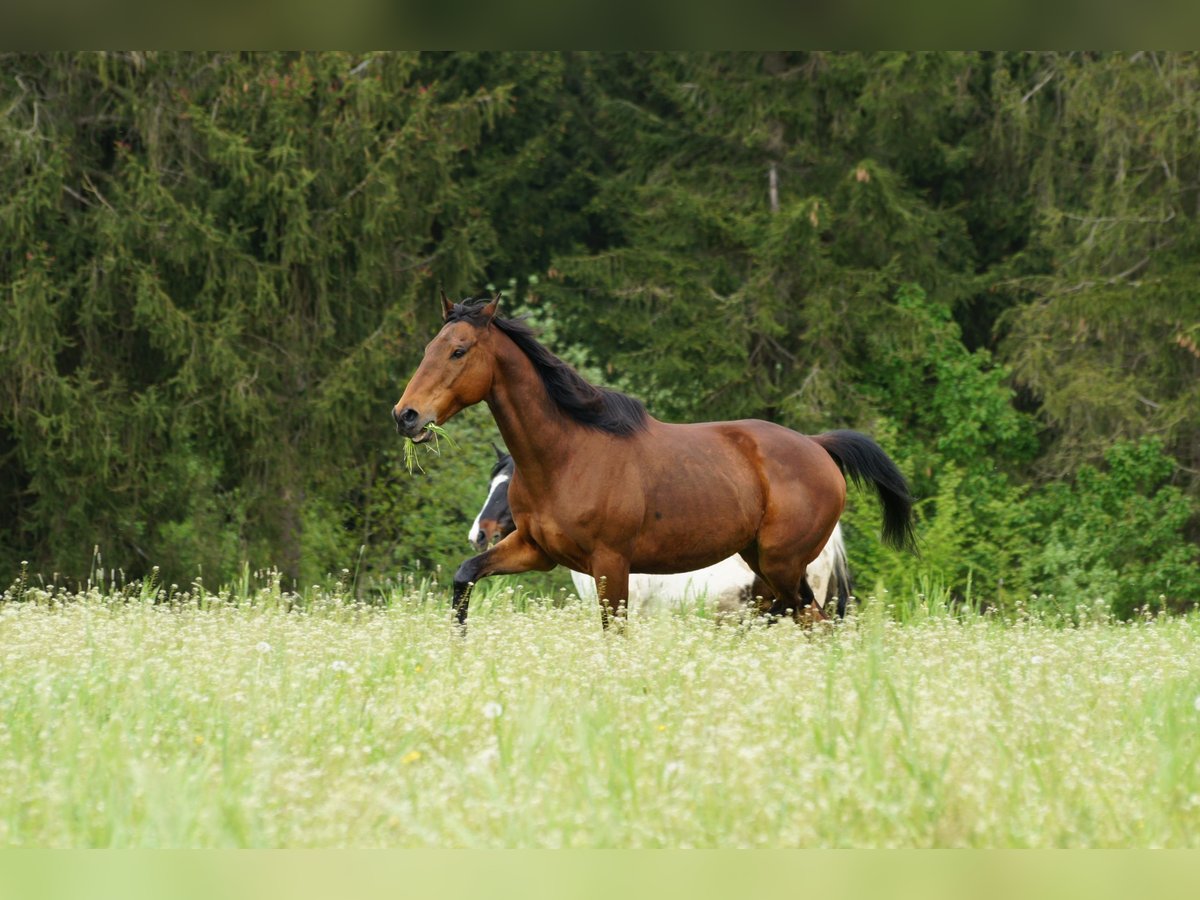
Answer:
1;574;1198;848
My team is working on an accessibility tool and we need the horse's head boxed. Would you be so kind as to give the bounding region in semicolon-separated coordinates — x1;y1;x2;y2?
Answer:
469;448;516;550
393;293;500;441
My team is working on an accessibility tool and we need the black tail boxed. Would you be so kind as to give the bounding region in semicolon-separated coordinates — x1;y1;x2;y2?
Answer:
819;521;855;618
813;430;917;555
831;544;855;619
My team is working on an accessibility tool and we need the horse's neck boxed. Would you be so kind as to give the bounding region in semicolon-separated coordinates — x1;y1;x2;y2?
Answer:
485;339;578;493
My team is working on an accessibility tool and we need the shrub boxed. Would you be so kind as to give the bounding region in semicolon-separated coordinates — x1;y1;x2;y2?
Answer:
1018;438;1200;617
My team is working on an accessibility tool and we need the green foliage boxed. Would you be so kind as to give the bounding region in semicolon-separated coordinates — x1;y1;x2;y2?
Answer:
847;461;1030;612
836;283;1036;605
356;404;573;598
0;52;507;583
1;52;1198;616
992;52;1200;483
858;284;1036;484
539;52;988;427
846;440;1200;622
133;449;250;583
359;406;501;577
412;52;609;291
1017;439;1200;618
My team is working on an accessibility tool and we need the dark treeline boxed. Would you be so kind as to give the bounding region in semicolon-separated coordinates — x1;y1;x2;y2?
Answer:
1;52;1197;615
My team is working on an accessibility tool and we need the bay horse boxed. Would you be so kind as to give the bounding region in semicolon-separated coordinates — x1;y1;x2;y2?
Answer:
470;448;855;617
394;294;916;628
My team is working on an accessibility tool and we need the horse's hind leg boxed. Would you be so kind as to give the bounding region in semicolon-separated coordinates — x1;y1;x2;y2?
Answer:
791;575;827;624
747;542;829;624
737;543;772;618
749;491;839;623
766;566;828;623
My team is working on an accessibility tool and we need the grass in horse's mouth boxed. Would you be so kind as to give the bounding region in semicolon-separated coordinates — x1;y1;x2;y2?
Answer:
403;423;455;474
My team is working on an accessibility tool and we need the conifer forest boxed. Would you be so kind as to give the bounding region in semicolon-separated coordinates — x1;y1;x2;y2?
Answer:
3;52;1198;617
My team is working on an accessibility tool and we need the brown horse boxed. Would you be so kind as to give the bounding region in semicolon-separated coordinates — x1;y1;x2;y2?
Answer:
394;295;916;628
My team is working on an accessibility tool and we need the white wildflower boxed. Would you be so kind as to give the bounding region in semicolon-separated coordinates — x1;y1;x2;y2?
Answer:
482;701;503;719
255;641;272;654
470;743;501;772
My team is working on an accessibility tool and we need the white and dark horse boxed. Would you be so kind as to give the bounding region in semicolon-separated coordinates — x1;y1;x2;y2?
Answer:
470;448;855;617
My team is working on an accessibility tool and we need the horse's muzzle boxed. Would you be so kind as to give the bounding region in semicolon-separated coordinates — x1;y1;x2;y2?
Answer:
471;524;496;552
393;405;431;440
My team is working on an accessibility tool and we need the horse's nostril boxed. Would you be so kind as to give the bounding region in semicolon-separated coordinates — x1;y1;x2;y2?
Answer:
398;407;418;425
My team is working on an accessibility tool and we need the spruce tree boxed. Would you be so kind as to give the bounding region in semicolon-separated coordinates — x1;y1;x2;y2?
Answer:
0;52;507;582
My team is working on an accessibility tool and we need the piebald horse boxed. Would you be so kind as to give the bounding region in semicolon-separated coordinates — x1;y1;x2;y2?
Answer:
394;295;915;628
470;448;855;617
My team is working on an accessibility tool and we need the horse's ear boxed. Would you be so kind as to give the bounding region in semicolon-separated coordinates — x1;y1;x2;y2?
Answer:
491;442;504;461
440;289;454;321
480;293;500;325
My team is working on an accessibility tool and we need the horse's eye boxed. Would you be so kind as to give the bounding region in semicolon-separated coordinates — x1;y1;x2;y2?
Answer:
451;347;468;359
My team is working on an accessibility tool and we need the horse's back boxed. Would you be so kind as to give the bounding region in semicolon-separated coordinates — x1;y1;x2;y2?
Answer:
653;418;845;499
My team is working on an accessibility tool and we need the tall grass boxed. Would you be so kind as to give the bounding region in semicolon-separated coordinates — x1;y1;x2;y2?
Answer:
1;576;1198;847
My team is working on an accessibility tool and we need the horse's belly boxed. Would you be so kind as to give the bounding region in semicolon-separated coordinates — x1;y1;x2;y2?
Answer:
629;520;755;574
631;457;763;571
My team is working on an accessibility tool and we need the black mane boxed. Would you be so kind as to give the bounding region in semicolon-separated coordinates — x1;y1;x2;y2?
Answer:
446;299;648;436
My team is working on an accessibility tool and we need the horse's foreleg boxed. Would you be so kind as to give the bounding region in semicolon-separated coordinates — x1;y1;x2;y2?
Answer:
589;549;630;630
452;531;555;627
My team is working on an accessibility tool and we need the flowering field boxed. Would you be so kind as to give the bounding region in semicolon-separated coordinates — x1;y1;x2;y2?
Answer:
1;580;1198;848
